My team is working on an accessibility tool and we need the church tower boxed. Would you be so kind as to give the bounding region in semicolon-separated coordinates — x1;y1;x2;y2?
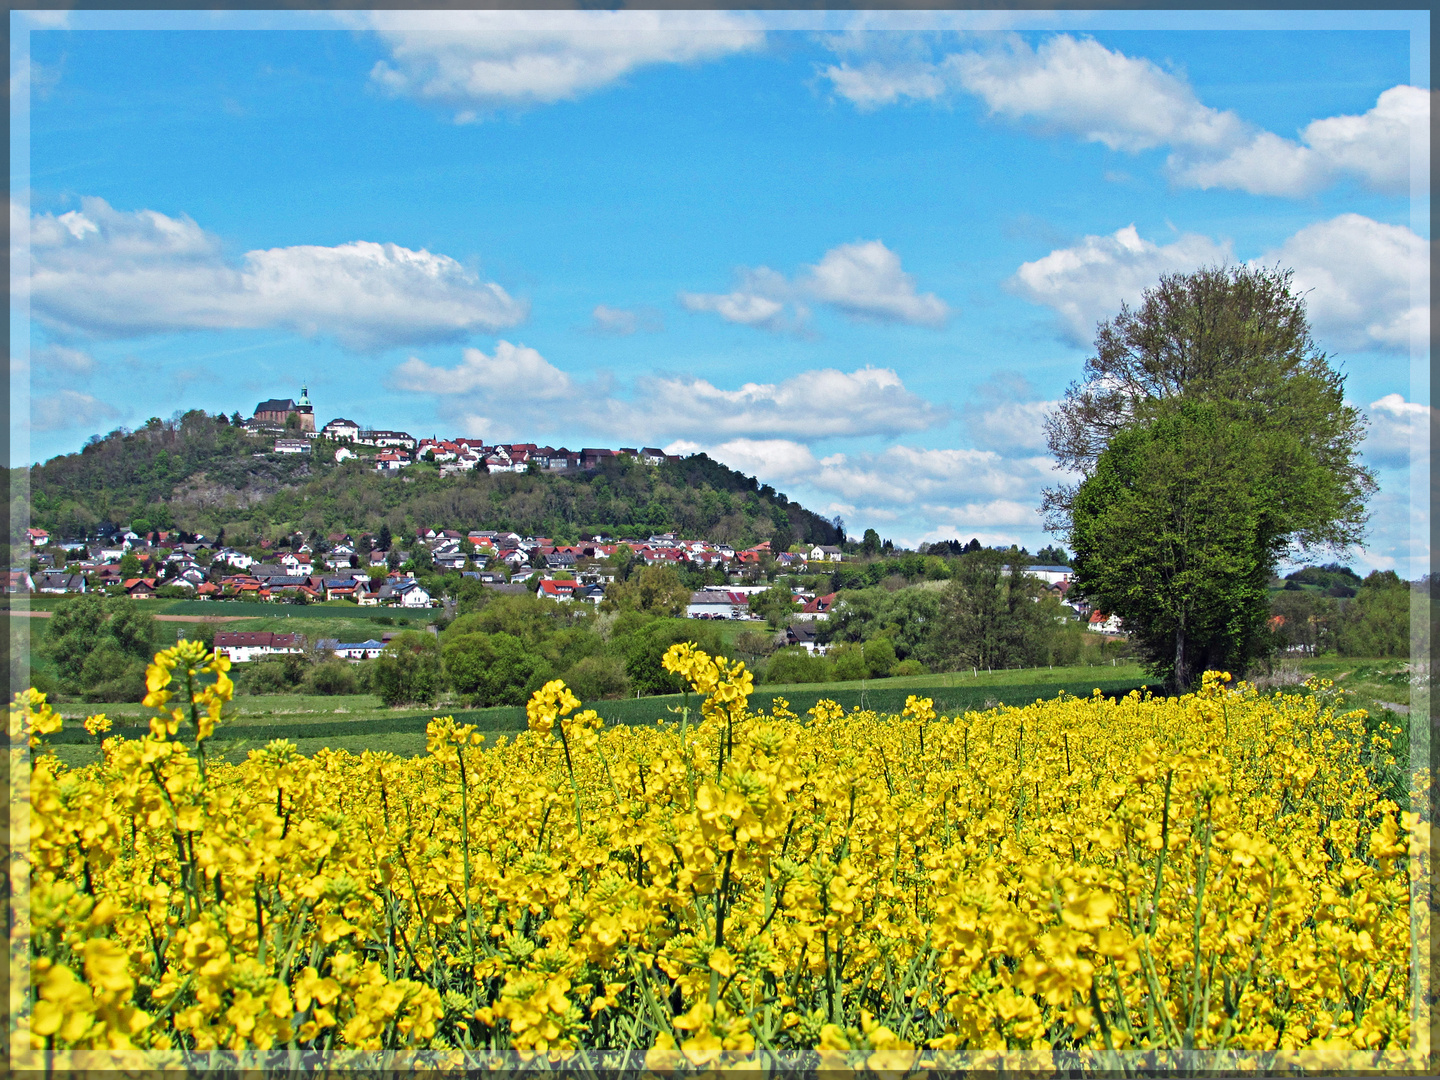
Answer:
296;383;316;433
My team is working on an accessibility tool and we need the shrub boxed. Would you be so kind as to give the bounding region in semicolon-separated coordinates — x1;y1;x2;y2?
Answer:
763;647;829;684
561;654;632;701
306;660;358;696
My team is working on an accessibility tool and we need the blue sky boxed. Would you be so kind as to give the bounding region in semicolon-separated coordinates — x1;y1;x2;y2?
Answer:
10;8;1430;574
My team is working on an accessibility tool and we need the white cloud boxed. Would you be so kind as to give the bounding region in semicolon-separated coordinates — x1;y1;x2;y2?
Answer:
632;366;946;440
33;344;96;377
948;34;1244;153
1008;224;1231;344
357;10;762;118
1362;393;1432;470
670;436;1069;551
684;438;1050;508
919;499;1041;528
962;397;1056;455
588;304;662;336
803;241;950;327
392;346;947;442
30;390;120;433
679;282;794;332
1174;86;1430;197
27;197;527;350
391;341;573;399
821;62;949;109
1256;214;1429;353
1009;214;1428;354
682;240;948;332
822;32;1427;198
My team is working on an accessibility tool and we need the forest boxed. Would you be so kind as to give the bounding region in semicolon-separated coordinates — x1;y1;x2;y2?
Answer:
10;410;842;550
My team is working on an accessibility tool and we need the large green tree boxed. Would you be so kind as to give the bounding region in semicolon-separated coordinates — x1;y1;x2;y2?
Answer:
1334;571;1411;657
1047;266;1374;692
933;549;1065;671
370;630;444;706
599;564;692;617
748;584;800;629
41;594;161;701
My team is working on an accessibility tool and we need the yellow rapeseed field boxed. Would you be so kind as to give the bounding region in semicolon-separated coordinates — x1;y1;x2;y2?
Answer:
9;641;1433;1074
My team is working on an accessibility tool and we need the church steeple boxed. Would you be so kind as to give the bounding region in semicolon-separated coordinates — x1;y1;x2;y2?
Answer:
298;383;312;407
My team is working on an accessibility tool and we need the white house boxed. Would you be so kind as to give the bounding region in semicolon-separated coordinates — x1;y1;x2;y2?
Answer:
215;548;253;570
1027;564;1074;585
367;430;416;450
1088;611;1124;635
36;572;86;594
316;638;386;661
394;580;433;608
687;590;754;620
322;418;361;441
213;631;305;663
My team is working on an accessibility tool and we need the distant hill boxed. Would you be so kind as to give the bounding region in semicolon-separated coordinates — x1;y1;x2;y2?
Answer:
11;410;842;549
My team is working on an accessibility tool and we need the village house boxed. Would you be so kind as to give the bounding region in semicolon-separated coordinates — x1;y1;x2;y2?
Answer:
35;571;88;594
796;592;838;621
1027;564;1075;585
536;579;580;602
687;590;755;620
364;430;417;450
213;631;306;663
1088;612;1125;635
393;580;433;608
785;623;828;655
321;418;361;441
315;638;387;661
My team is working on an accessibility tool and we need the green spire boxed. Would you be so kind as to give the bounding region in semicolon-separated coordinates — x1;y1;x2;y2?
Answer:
298;383;311;407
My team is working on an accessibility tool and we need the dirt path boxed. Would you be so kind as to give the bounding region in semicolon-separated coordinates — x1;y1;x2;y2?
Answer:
6;609;252;624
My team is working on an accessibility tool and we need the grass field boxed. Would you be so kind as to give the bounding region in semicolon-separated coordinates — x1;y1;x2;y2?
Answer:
155;599;431;620
42;662;1157;768
18;593;1416;773
41;655;1418;771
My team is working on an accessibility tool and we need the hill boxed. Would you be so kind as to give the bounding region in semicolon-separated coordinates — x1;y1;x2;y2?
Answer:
11;410;842;548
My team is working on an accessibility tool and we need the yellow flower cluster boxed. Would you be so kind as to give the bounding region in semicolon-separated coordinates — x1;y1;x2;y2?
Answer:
10;642;1433;1073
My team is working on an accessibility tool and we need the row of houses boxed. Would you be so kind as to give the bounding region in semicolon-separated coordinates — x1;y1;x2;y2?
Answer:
351;437;688;476
685;589;839;621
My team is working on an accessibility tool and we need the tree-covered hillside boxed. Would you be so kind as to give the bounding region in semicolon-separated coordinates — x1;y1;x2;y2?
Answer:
11;410;842;548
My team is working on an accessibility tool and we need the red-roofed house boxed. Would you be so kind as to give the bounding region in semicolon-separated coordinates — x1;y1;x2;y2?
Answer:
1088;612;1124;635
797;592;838;621
123;578;159;598
536;579;579;602
213;631;306;663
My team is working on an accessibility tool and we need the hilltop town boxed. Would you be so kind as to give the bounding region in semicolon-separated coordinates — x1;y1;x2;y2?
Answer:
250;385;681;476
